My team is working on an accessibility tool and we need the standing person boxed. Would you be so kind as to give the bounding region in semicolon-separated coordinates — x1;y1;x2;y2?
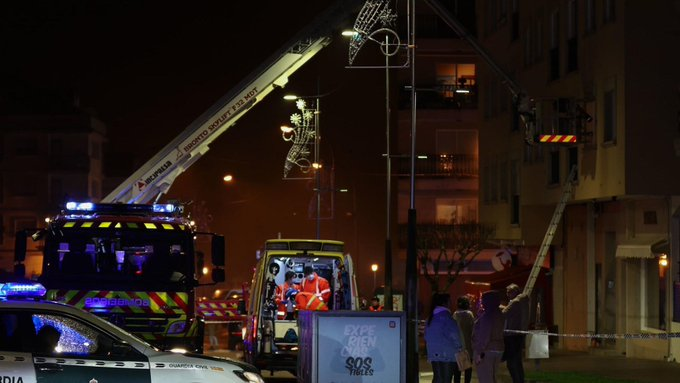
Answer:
275;271;299;319
424;293;464;383
369;296;384;312
501;283;530;383
472;290;505;383
300;266;331;303
453;295;475;383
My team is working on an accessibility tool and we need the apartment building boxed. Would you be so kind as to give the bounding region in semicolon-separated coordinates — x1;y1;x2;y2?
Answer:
391;1;484;299
0;102;106;278
477;0;680;360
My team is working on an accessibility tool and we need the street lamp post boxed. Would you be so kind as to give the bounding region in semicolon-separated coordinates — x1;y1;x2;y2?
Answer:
371;263;379;293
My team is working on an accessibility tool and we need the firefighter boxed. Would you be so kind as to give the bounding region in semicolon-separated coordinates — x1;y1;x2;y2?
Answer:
369;296;384;312
275;271;299;319
300;266;331;303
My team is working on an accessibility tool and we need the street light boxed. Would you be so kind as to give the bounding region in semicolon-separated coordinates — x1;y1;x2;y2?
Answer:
371;263;378;292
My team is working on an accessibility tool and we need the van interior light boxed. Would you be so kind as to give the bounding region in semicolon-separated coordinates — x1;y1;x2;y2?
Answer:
0;282;47;298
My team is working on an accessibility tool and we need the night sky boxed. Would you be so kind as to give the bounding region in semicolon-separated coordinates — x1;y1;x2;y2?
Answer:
2;1;393;294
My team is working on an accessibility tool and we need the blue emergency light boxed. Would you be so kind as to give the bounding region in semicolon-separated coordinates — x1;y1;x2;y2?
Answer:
0;282;47;299
63;201;181;216
152;204;176;213
65;201;94;211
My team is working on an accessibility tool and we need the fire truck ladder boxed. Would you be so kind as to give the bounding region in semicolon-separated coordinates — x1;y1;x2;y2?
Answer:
523;165;577;296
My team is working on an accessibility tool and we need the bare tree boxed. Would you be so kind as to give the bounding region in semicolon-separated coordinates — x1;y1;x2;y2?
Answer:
417;222;494;293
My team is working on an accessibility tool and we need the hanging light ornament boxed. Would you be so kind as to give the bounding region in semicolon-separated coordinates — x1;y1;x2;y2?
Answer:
281;99;316;177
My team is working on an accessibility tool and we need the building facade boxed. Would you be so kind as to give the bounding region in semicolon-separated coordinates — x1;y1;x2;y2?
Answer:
0;110;106;278
477;0;680;361
393;1;482;299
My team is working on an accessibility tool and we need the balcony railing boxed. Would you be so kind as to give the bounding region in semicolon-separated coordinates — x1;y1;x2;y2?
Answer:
398;83;478;110
397;223;492;248
394;154;478;178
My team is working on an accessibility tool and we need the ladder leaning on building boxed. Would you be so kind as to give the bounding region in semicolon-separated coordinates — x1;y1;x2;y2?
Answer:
523;166;577;296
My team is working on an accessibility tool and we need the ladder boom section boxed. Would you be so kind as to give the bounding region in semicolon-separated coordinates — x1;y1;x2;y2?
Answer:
422;0;523;99
423;0;536;143
103;0;364;204
523;166;577;296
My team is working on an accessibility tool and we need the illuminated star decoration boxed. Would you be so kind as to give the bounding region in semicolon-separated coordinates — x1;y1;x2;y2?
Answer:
348;0;399;65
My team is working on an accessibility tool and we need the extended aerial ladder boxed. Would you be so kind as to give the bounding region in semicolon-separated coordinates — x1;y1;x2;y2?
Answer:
523;166;577;295
104;0;365;204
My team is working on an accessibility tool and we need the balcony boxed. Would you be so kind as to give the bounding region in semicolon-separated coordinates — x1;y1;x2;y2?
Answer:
394;154;478;178
397;223;491;249
398;83;478;110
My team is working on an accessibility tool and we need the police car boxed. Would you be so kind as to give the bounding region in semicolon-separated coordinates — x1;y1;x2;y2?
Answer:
0;282;264;383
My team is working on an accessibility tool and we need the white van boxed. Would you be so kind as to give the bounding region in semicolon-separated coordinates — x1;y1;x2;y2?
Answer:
242;239;358;374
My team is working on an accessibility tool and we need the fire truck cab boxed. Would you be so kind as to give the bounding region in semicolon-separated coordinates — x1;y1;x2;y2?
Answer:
14;201;225;353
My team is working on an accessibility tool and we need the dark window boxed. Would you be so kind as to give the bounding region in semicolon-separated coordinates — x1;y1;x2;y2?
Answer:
15;138;38;156
511;0;519;41
13;217;35;234
10;178;36;197
549;150;560;185
603;89;617;143
511;195;520;225
510;160;519;225
585;0;596;32
549;10;560;80
603;0;616;23
568;147;578;179
499;160;508;202
50;137;63;155
567;1;578;72
643;211;658;225
50;177;63;204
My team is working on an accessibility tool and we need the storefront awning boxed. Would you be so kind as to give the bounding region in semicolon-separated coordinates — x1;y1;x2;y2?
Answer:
615;236;667;259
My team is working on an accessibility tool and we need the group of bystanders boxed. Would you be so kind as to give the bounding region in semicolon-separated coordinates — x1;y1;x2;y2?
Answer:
424;284;530;383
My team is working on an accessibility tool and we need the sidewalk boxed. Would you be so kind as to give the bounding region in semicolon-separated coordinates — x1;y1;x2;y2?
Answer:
418;350;680;383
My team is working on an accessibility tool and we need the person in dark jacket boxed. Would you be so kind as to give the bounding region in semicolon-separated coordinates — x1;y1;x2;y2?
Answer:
501;283;530;383
424;292;464;383
472;290;505;383
453;295;475;383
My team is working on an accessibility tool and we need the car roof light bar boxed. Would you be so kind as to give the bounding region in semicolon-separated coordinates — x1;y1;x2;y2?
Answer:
0;282;47;299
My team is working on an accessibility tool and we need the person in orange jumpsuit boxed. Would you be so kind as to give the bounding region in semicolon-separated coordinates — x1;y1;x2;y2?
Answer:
275;271;299;319
300;266;331;303
292;290;328;311
369;296;384;312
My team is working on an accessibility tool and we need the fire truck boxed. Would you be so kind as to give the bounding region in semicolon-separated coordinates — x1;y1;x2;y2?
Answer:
14;201;225;353
13;0;365;353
